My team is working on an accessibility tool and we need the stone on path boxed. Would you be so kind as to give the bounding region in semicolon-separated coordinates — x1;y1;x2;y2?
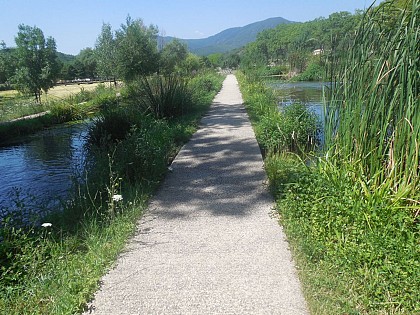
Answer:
84;74;309;315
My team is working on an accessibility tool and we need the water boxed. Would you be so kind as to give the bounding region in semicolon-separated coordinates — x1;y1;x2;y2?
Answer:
268;81;330;120
268;81;331;146
0;122;90;221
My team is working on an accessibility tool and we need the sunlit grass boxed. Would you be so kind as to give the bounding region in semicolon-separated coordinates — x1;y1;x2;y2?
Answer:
0;83;103;122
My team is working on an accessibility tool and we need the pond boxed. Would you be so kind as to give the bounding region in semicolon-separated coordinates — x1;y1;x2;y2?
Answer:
0;122;91;223
268;81;330;120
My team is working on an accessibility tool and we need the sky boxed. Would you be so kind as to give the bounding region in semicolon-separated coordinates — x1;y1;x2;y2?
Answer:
0;0;380;55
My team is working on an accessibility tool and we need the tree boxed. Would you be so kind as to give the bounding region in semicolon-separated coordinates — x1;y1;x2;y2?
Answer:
180;53;202;75
160;39;188;74
207;53;223;68
0;42;15;85
12;25;59;103
115;16;159;82
95;23;118;84
75;48;97;78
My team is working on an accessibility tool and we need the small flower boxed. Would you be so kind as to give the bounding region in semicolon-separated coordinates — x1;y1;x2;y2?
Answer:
41;223;52;228
116;92;121;98
112;194;123;202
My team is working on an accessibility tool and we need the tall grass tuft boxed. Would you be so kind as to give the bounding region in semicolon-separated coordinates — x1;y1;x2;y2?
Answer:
128;75;192;119
326;0;419;198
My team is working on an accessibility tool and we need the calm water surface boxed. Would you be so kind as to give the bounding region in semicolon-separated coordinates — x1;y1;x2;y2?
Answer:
0;122;90;219
268;81;330;119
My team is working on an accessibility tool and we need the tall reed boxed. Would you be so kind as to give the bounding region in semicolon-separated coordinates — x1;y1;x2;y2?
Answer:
131;75;192;119
325;0;419;197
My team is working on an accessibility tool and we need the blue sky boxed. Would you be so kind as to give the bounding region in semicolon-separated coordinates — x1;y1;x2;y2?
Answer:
0;0;379;55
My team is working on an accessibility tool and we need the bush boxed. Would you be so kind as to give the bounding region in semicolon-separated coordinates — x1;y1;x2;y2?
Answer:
269;155;420;313
86;108;134;147
127;75;192;119
238;73;319;155
294;61;324;81
113;118;172;183
188;72;224;105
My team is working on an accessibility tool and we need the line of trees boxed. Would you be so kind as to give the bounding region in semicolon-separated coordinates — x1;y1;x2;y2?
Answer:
0;16;213;102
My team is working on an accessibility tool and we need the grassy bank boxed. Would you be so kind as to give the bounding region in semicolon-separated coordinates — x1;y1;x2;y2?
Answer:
238;2;419;313
0;84;118;145
0;72;224;314
0;83;103;121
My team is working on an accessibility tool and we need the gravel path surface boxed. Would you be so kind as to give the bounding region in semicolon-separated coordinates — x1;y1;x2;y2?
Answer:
84;74;309;315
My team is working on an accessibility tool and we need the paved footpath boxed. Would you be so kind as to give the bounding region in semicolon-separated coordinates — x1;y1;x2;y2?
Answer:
84;74;309;315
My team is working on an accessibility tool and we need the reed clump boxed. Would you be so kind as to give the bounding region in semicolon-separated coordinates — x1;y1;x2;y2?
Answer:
325;0;419;198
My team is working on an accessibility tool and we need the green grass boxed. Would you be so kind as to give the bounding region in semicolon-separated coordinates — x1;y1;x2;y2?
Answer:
0;83;102;122
264;154;420;314
237;72;319;156
0;71;224;314
0;85;118;145
237;1;419;313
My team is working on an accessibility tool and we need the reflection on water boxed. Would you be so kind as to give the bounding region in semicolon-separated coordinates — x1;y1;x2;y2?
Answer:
0;122;90;220
268;81;330;120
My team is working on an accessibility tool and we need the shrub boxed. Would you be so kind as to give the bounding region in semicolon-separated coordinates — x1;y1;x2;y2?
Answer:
294;61;324;81
127;75;192;119
188;72;224;105
270;155;420;313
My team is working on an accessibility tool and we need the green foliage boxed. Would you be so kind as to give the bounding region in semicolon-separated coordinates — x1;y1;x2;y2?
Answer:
58;48;97;81
0;86;115;144
0;43;16;86
87;71;223;182
325;0;419;197
265;154;420;314
256;103;319;154
128;75;192;119
12;25;60;103
238;72;319;155
180;53;203;74
238;2;420;313
188;72;224;105
160;39;188;74
0;71;223;314
113;118;172;183
94;23;118;83
293;60;324;81
240;11;362;78
115;16;159;82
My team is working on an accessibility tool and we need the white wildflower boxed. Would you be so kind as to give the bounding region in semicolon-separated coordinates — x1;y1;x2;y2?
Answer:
41;223;52;228
112;194;123;202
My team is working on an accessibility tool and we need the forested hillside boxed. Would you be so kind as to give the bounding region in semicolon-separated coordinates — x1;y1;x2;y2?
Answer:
240;11;363;80
238;0;413;80
184;17;293;55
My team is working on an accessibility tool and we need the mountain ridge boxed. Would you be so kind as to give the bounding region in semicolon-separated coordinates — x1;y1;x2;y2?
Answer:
162;17;294;56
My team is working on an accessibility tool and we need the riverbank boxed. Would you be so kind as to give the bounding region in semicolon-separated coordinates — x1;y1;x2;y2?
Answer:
238;66;419;314
0;85;118;146
0;72;225;314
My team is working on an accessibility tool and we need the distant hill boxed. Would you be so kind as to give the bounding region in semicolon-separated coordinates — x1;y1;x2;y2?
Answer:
161;17;294;56
57;52;76;63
